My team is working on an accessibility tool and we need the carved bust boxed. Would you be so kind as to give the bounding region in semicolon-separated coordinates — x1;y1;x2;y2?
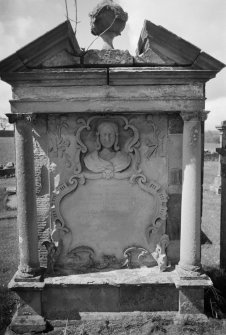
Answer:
89;0;128;49
84;121;131;175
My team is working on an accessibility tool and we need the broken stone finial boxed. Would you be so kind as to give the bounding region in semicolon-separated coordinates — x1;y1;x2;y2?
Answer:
89;0;128;50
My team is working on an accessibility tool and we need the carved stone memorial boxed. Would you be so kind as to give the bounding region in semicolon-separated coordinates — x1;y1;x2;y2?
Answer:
50;115;168;274
0;0;224;332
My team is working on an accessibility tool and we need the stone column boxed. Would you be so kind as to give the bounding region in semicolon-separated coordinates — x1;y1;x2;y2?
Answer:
216;121;226;268
177;111;208;276
8;114;40;281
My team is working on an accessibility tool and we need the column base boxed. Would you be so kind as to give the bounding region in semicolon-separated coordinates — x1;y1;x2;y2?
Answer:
175;266;212;316
8;276;46;334
176;264;206;280
14;269;43;282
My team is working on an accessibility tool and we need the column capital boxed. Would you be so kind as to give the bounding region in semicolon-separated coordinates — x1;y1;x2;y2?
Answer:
180;111;209;122
6;113;36;124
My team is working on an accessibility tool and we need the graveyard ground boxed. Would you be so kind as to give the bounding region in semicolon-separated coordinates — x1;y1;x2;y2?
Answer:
1;162;226;334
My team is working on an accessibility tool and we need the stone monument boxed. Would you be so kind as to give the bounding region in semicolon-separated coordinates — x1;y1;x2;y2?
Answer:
0;1;224;333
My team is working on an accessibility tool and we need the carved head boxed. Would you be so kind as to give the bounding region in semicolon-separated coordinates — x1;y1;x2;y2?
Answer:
96;121;119;151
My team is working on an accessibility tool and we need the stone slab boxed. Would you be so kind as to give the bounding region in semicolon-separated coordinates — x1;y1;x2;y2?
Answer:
13;83;204;100
44;268;177;286
108;67;215;86
10;99;205;114
2;68;108;86
42;269;179;317
83;49;133;66
42;286;121;318
119;285;178;312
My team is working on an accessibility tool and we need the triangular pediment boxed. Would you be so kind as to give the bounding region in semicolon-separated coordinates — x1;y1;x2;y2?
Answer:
0;21;82;72
137;20;225;71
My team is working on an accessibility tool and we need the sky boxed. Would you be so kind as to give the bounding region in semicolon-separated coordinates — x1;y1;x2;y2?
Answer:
0;0;225;130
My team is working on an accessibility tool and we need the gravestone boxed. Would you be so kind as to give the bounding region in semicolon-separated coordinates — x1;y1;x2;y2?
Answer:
0;1;224;333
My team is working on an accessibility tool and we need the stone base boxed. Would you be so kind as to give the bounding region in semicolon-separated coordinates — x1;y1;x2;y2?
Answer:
43;269;178;319
9;313;46;334
7;312;215;335
8;268;212;334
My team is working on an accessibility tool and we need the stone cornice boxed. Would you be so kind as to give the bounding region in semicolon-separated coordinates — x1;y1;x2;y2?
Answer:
1;67;217;86
1;69;108;86
109;68;217;85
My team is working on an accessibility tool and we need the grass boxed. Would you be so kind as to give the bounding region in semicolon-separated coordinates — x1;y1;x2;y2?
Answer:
202;161;221;268
0;218;19;335
0;162;226;334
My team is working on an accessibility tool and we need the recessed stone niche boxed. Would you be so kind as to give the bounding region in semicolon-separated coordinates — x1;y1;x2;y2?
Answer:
48;114;168;274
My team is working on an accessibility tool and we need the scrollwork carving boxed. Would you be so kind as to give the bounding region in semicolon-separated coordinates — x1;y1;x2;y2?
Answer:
49;115;169;275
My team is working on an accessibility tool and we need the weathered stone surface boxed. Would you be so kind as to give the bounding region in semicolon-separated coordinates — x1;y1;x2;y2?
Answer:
42;50;81;68
168;134;183;195
108;67;215;86
46;115;168;274
134;48;174;66
44;268;177;286
42;271;178;317
167;194;181;241
10;314;46;334
9;289;46;334
84;49;133;65
168;114;183;134
137;20;201;65
178;288;204;314
0;21;82;72
192;51;225;71
13;83;204;100
169;169;182;186
120;285;178;312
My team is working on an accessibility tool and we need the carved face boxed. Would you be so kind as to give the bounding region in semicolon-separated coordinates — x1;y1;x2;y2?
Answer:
99;123;116;149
